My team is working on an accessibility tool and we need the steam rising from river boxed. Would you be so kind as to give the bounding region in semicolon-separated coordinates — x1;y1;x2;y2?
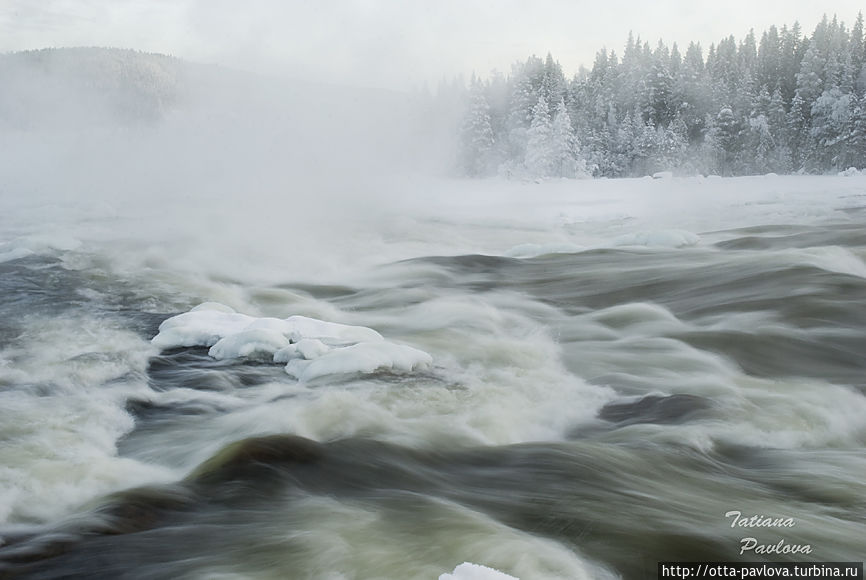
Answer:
1;54;866;579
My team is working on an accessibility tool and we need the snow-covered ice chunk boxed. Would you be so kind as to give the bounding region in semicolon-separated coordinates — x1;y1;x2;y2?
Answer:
282;315;383;344
439;562;519;580
151;303;430;381
284;342;432;381
274;338;331;362
151;309;256;349
208;329;290;360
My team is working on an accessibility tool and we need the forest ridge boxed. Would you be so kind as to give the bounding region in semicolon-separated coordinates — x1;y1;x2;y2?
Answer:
457;14;866;178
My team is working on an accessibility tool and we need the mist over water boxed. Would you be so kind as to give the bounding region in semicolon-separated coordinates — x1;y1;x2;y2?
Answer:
1;50;866;579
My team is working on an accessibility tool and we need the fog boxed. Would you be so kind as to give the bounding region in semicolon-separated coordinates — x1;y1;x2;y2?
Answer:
4;1;864;91
0;48;461;282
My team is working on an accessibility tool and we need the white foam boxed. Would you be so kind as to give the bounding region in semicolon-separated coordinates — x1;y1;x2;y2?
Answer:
0;245;34;263
503;242;582;258
152;303;431;381
0;314;175;525
613;229;700;248
0;234;82;263
798;246;866;279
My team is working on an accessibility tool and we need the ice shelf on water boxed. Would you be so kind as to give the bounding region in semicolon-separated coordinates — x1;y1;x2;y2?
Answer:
151;302;432;381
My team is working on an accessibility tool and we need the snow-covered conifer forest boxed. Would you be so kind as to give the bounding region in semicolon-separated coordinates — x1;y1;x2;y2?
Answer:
456;14;866;178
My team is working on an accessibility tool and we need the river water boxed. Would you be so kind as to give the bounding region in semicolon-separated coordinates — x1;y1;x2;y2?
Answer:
1;175;864;579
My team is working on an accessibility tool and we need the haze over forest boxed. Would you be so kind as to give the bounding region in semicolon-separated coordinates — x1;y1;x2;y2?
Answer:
456;14;866;179
2;13;865;185
2;7;866;580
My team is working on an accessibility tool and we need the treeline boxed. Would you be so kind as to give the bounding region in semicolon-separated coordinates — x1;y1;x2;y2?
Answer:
0;48;184;128
457;14;866;178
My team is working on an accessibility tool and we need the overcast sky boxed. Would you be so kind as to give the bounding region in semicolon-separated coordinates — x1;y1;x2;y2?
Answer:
1;1;863;90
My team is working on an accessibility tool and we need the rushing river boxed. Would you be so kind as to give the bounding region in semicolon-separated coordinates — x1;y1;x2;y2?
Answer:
1;175;865;579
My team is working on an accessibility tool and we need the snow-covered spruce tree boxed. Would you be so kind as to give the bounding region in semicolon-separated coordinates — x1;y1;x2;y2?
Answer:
524;94;553;178
810;88;854;171
643;42;675;127
757;26;782;93
611;110;638;175
678;42;710;142
504;56;545;167
551;99;586;177
767;87;792;169
541;53;567;108
787;91;810;170
707;36;739;111
713;106;743;175
659;116;688;172
796;42;825;102
700;112;722;175
632;120;661;175
445;14;866;178
482;70;511;166
742;86;775;173
746;113;776;173
779;23;806;104
459;79;496;177
848;94;866;168
853;12;866;94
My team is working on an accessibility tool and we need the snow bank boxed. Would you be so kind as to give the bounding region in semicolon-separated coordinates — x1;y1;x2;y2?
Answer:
152;302;431;381
439;562;519;580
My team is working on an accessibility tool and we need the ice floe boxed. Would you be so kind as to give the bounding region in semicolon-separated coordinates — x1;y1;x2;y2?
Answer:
439;562;519;580
152;302;432;381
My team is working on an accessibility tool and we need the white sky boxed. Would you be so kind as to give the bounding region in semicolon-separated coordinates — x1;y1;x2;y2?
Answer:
0;0;863;90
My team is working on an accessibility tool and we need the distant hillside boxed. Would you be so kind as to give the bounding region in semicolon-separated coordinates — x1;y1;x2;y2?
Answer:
0;47;202;129
0;46;451;192
0;46;420;130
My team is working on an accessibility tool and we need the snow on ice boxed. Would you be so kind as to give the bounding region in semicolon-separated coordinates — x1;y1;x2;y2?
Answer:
439;562;519;580
151;302;432;381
